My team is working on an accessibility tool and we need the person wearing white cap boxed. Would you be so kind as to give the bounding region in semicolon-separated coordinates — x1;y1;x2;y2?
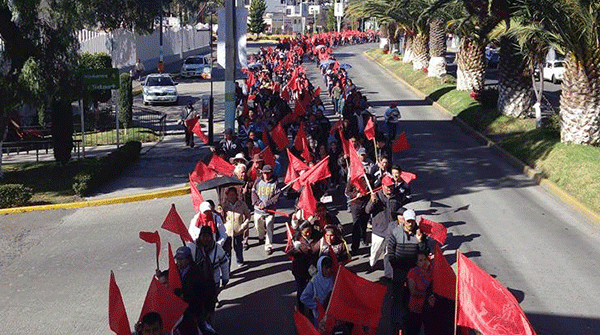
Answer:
189;201;228;247
387;207;429;332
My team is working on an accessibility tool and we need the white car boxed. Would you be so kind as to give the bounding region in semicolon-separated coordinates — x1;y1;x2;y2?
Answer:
542;60;566;84
180;55;212;78
142;74;179;105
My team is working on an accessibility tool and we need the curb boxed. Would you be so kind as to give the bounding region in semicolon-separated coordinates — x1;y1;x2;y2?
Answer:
0;186;190;215
363;50;600;226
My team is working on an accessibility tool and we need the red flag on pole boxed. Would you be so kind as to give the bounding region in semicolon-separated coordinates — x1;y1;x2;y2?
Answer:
259;146;276;167
297;156;331;185
285;149;309;191
272;123;289;150
400;171;416;184
364;118;375;141
161;204;194;243
348;142;366;183
139;276;188;335
167;243;182;290
456;252;537;335
109;271;131;335
284;222;296;255
294;310;321;335
189;160;215;183
139;231;161;267
185;117;209;144
298;183;317;220
419;218;447;245
326;266;387;333
208;154;235;176
294;124;308;151
189;174;204;212
392;132;409;152
431;244;455;300
338;129;350;156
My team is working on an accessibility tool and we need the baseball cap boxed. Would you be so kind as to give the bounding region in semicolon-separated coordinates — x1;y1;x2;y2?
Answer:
357;148;367;155
199;201;212;213
261;165;273;173
403;209;416;222
175;246;192;260
382;175;394;187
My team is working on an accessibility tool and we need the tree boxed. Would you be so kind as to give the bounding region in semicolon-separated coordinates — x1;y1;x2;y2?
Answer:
248;0;267;35
327;5;336;32
119;73;133;131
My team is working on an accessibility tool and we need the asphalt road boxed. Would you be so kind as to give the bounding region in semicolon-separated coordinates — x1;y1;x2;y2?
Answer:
1;44;599;335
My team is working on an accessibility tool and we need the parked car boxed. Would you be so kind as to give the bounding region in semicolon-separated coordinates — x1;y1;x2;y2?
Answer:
180;54;212;78
142;74;179;105
542;60;565;84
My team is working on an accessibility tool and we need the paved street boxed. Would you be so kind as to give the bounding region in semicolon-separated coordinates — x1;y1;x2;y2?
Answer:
1;44;599;334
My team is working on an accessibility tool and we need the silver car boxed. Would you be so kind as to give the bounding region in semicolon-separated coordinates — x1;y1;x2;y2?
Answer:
142;74;179;105
180;55;212;78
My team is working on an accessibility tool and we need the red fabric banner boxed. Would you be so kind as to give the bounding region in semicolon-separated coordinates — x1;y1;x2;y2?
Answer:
294;310;320;335
294;123;308;151
419;218;447;245
285;149;309;191
186;117;209;144
456;253;537;335
348;141;366;183
167;243;182;291
392;133;409;152
297;156;331;185
431;244;456;300
259;146;276;167
364;118;375;141
313;86;321;97
208;154;235;176
272;123;289;150
284;223;295;255
161;204;194;243
139;276;188;335
189;160;215;184
326;266;387;332
338;129;350;156
139;230;161;264
189;174;204;212
400;171;416;184
109;271;131;335
298;182;317;220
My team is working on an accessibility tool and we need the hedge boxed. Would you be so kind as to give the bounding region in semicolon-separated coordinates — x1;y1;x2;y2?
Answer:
0;184;33;208
72;141;142;196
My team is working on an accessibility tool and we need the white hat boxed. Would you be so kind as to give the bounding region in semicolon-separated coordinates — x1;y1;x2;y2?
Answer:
199;201;212;213
229;153;248;164
403;209;416;222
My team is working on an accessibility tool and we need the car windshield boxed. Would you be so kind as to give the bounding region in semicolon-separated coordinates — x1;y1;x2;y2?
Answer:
185;58;204;65
554;61;564;67
146;76;174;86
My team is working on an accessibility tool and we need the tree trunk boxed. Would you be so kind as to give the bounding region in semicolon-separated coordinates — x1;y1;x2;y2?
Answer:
403;34;414;64
51;100;73;164
411;34;429;70
456;37;485;91
559;57;600;145
497;36;533;117
428;18;447;77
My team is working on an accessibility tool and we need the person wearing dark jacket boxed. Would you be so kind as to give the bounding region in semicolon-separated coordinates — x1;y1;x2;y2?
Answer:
387;208;429;334
251;164;282;255
345;178;370;254
286;221;320;315
365;175;401;279
174;246;207;335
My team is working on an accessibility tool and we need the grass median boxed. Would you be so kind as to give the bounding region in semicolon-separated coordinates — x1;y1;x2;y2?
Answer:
365;48;600;216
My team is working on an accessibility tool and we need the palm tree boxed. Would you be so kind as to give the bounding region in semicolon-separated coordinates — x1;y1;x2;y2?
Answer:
511;0;600;144
421;0;463;77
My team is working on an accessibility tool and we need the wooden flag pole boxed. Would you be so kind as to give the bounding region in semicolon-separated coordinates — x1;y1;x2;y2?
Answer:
454;250;461;335
180;237;186;247
363;174;374;194
156;251;160;271
373;137;379;164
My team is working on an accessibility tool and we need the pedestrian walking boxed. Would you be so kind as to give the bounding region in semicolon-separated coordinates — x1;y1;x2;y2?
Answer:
251;165;281;255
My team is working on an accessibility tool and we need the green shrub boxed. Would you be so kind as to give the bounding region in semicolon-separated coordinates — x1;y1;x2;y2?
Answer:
0;184;33;208
72;141;141;196
119;72;133;128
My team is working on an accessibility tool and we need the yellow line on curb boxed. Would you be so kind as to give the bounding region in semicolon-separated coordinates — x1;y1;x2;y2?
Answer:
0;187;190;215
364;50;600;226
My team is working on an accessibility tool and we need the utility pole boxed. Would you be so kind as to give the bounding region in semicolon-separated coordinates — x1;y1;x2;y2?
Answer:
158;1;164;72
224;0;237;132
209;8;215;144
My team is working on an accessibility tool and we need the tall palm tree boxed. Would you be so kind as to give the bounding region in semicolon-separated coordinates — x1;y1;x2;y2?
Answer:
421;0;463;77
512;0;600;144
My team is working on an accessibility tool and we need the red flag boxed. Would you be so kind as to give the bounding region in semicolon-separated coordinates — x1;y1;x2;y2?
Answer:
348;141;366;183
272;123;289;150
316;300;326;325
139;276;188;335
167;243;182;290
298;156;331;185
338;129;350;156
139;231;161;265
246;71;256;88
281;88;290;102
432;244;455;301
313;86;321;97
262;128;270;147
400;171;416;184
109;271;131;335
392;132;409;152
294;310;320;335
419;217;447;245
190;160;215;183
287;148;310;171
364;118;375;141
326;266;387;331
456;253;537;335
298;183;317;220
294;123;308;151
185;117;209;144
260;146;276;167
189;174;204;212
285;149;309;191
161;204;194;243
208;154;235;176
284;222;296;255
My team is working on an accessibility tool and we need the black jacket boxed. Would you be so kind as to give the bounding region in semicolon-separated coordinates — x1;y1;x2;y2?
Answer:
365;191;401;237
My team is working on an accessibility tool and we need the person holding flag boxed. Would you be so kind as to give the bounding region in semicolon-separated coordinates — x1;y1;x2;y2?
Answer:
286;221;320;316
299;255;335;326
179;102;198;148
391;165;413;205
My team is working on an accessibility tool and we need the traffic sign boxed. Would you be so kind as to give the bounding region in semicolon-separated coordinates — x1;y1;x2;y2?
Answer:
82;68;120;90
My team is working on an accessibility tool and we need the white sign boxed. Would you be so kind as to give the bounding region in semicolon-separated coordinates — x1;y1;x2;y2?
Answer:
217;7;248;69
334;2;344;17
